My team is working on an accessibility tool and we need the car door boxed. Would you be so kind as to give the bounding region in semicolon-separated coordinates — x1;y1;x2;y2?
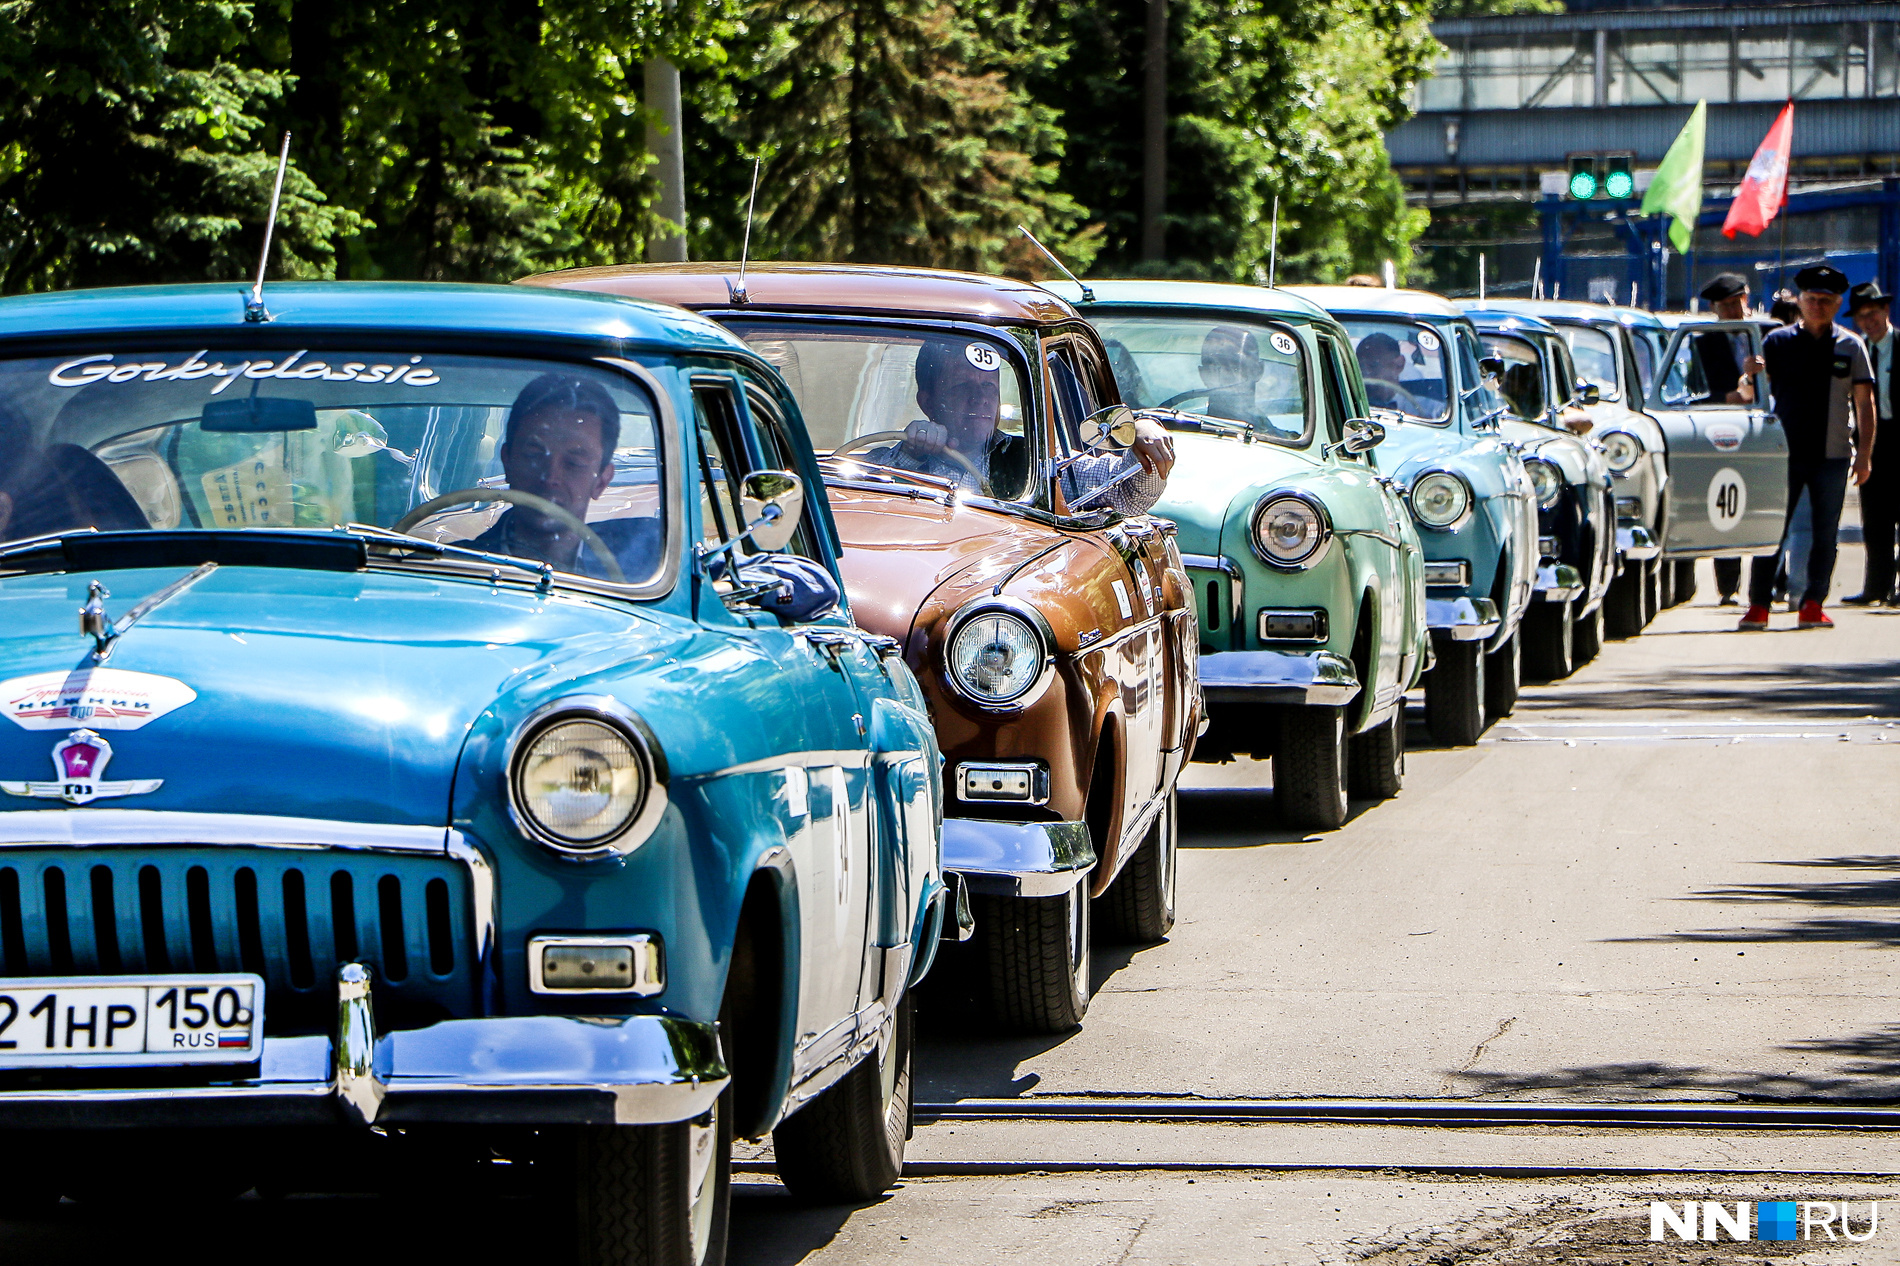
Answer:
1651;323;1788;556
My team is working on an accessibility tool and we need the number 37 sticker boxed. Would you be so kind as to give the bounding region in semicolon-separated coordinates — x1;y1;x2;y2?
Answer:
1707;467;1747;532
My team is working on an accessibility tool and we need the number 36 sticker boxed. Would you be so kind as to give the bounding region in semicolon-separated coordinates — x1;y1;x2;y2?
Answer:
1707;467;1747;532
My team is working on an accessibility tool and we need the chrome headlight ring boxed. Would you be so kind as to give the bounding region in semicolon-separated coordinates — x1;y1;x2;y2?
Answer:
1599;430;1642;474
505;696;670;860
1523;457;1564;509
1248;491;1333;570
1408;469;1473;531
941;596;1058;714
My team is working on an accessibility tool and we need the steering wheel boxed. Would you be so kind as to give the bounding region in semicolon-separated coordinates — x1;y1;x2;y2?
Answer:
392;488;625;584
831;430;991;496
1158;387;1214;409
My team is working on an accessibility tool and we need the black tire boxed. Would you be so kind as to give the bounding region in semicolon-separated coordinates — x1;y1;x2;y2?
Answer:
1425;638;1486;746
1522;600;1574;681
1572;599;1604;664
575;1090;731;1266
773;994;912;1202
1346;714;1404;800
1276;705;1349;830
977;883;1091;1034
1641;557;1661;625
1096;788;1177;944
1604;566;1644;639
1674;559;1698;605
1658;553;1677;607
1485;631;1520;719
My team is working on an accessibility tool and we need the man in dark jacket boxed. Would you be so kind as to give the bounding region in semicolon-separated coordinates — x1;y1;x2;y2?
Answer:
1843;281;1898;604
1697;273;1760;405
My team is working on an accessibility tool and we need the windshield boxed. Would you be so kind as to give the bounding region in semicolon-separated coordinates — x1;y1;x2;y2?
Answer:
0;348;665;586
1090;314;1312;446
1343;320;1451;424
728;321;1032;500
1480;333;1546;422
1631;328;1665;401
1560;324;1621;401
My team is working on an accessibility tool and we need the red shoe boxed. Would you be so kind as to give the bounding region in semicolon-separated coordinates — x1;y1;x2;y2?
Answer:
1797;601;1834;629
1737;605;1770;630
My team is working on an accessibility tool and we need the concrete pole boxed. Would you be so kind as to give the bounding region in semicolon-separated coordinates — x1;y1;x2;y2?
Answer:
645;53;688;263
1141;0;1168;261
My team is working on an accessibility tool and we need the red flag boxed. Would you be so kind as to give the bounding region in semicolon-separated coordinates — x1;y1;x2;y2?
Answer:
1723;102;1793;239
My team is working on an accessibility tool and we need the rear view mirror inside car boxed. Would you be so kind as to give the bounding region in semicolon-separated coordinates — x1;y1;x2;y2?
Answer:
201;396;319;433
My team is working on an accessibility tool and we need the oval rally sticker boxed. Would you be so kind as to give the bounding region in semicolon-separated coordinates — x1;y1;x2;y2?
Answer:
1415;329;1440;351
1705;422;1744;452
1268;331;1298;356
964;343;1000;372
1706;467;1746;532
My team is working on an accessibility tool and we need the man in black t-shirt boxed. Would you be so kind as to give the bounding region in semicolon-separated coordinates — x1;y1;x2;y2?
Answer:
1739;265;1878;630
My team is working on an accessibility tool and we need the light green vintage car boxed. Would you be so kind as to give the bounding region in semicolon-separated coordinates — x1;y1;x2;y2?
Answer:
1048;280;1429;830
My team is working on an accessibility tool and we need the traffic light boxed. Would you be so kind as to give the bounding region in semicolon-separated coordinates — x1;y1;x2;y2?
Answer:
1568;155;1598;201
1603;154;1634;200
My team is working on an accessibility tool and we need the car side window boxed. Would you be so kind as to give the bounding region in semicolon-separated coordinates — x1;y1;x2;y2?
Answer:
1312;333;1351;442
691;380;747;552
1455;324;1502;418
1551;339;1580;407
1045;346;1090;455
740;382;822;562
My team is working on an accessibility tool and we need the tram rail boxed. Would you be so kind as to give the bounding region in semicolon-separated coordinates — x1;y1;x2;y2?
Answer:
913;1098;1900;1131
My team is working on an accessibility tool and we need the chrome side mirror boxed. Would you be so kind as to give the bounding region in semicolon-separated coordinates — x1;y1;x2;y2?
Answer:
738;470;805;552
1078;404;1139;450
1341;417;1386;454
1577;381;1602;406
1478;355;1506;381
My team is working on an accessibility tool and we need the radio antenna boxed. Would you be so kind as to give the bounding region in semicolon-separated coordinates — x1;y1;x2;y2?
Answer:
733;158;762;305
1018;225;1092;303
1266;196;1279;288
246;133;292;324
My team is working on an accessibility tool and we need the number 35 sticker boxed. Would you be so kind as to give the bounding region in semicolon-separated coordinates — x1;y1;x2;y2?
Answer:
1707;467;1746;532
964;343;1000;371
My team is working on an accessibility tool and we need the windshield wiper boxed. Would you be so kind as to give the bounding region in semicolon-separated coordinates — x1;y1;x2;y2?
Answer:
817;455;958;501
343;524;555;592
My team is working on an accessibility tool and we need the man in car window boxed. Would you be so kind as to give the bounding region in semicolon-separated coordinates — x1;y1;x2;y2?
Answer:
1355;332;1430;417
1696;273;1762;404
874;339;1175;514
464;374;656;580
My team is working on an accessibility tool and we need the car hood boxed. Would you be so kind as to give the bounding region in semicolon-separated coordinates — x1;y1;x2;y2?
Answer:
1501;420;1598;487
1151;431;1321;557
829;485;1063;644
0;565;690;827
1377;422;1478;484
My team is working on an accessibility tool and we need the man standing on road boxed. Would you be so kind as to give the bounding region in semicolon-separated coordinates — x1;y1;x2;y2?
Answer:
1740;265;1878;631
1843;281;1898;605
1704;274;1759;605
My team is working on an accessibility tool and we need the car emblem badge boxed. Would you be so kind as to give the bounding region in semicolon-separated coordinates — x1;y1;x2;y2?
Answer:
0;729;163;805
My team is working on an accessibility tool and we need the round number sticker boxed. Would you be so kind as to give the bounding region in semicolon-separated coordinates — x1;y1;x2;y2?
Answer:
964;343;1000;372
1706;467;1746;532
1268;331;1298;356
1415;329;1440;351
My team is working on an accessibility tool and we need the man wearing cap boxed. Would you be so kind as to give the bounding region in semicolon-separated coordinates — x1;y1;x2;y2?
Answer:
1844;280;1898;604
1697;273;1762;405
1739;264;1878;630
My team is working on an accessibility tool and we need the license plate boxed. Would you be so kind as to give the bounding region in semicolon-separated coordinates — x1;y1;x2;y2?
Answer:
0;975;263;1068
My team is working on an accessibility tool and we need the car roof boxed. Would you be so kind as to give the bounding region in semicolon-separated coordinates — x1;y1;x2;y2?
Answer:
0;281;750;355
1039;278;1331;321
1655;311;1714;329
1459;306;1560;336
1482;299;1666;331
523;262;1080;326
1283;285;1465;320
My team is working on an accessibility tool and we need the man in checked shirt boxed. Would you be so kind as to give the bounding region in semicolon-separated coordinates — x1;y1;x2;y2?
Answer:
868;338;1176;515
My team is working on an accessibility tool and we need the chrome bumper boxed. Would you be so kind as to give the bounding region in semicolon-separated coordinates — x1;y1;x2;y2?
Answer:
944;818;1095;898
1198;649;1361;707
1425;596;1501;641
0;1008;728;1130
1616;524;1661;560
1533;562;1584;603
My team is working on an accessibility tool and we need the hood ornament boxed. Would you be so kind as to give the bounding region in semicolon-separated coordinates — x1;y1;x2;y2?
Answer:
78;563;218;663
1;729;163;805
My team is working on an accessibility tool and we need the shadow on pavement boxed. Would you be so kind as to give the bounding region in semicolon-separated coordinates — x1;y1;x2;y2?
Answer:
1527;660;1900;719
1610;855;1900;948
730;1181;870;1266
1445;1042;1900;1102
1177;787;1379;848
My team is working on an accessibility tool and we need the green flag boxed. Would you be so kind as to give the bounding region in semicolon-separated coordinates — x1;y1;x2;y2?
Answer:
1642;100;1707;254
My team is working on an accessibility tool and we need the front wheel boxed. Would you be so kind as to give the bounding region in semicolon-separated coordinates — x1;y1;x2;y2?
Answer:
1485;631;1520;719
1346;714;1405;800
1642;557;1662;625
1276;705;1349;830
1572;599;1604;665
1096;788;1177;944
1425;638;1486;746
574;1090;732;1266
773;994;912;1202
1522;600;1574;681
1604;566;1644;639
1673;559;1698;605
977;883;1091;1034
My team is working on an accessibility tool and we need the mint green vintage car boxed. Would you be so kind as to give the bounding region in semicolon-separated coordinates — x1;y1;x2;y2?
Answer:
1048;280;1429;830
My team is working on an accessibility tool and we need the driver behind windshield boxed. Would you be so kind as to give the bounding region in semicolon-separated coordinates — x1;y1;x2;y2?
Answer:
866;338;1175;515
464;373;656;580
1354;332;1430;417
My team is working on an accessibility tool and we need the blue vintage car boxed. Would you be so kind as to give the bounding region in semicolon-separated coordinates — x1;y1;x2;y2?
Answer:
0;281;945;1258
1288;287;1539;746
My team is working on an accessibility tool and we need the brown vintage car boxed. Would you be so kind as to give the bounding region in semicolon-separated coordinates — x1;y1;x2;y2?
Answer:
524;263;1200;1033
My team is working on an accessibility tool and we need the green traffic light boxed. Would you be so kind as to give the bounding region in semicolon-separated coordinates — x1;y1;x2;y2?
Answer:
1604;169;1634;199
1569;169;1598;200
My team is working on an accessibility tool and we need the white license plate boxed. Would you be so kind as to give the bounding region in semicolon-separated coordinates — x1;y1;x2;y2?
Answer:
0;975;263;1068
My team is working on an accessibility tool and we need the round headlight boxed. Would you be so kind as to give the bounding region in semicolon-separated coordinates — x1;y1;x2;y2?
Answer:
513;718;649;851
1250;494;1330;568
948;609;1046;706
1410;471;1472;529
1600;430;1642;474
1524;458;1563;509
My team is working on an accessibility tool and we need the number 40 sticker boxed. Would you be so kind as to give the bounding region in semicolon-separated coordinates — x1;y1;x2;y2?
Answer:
1707;467;1747;532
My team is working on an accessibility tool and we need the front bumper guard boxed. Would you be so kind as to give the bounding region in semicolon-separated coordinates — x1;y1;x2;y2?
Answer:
1425;596;1501;642
1532;563;1584;603
1198;649;1361;707
0;964;728;1130
1616;524;1661;560
945;818;1095;899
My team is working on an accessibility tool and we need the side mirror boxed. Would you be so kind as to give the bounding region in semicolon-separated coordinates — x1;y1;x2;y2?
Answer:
1079;404;1139;450
1341;417;1386;454
1577;381;1602;406
1478;356;1506;381
738;470;805;552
